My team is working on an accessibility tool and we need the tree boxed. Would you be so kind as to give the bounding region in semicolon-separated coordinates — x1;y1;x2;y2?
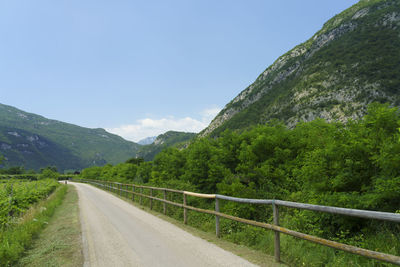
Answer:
39;167;59;180
125;157;144;165
136;162;153;183
151;148;186;183
40;166;58;173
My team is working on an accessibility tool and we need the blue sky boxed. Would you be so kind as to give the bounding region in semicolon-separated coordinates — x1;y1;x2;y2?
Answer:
1;0;358;142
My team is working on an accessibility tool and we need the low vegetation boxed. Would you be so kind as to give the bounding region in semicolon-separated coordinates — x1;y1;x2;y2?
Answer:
0;179;59;228
80;103;400;266
0;175;63;266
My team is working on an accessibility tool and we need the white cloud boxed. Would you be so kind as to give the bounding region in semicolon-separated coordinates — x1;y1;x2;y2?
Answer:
107;107;222;142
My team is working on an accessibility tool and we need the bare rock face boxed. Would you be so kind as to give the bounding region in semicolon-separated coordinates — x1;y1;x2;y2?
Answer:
201;0;400;137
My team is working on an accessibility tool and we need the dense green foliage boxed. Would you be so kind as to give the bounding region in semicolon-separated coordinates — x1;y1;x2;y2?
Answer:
0;103;140;171
0;165;63;181
137;131;196;161
203;0;400;137
0;185;66;266
0;175;61;266
0;179;59;228
81;103;400;266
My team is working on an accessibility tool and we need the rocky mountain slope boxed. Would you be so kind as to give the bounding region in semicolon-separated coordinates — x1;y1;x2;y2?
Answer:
0;103;140;171
201;0;400;137
136;131;196;161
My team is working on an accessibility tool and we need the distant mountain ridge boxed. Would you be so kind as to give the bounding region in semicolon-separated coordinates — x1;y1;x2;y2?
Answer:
138;136;157;145
0;103;140;171
201;0;400;136
136;131;196;161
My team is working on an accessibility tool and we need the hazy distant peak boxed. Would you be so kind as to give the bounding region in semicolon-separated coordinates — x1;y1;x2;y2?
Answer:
138;136;157;145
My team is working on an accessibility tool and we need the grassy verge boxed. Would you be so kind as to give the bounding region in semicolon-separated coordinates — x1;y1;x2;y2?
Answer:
16;185;83;267
105;187;284;267
0;185;67;266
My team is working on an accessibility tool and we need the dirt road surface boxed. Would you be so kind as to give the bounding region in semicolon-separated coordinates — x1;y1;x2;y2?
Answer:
72;182;258;267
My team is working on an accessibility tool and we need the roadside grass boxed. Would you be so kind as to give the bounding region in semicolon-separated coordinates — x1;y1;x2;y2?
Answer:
106;187;284;267
16;185;83;267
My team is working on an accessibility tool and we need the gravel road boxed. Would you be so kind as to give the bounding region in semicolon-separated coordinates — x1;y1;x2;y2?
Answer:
72;182;257;267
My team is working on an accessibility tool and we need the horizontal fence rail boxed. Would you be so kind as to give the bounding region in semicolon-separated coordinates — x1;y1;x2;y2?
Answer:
74;178;400;265
216;195;400;223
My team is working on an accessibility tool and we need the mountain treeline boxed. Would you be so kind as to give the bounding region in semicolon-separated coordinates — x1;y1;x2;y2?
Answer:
80;103;399;265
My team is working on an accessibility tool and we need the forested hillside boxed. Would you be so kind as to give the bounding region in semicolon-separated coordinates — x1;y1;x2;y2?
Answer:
201;0;400;137
0;103;140;171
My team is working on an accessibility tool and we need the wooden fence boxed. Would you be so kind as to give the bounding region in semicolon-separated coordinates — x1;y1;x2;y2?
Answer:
75;179;400;265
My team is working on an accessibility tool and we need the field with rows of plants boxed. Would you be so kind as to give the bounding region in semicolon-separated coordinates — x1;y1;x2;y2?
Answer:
0;178;62;266
0;179;59;229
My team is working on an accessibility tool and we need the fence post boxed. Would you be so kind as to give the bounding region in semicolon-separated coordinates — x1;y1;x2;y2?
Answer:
163;190;167;215
9;183;13;204
215;197;220;238
119;184;121;196
273;201;281;263
126;184;128;198
150;189;153;210
183;193;187;224
132;185;135;201
8;183;14;216
140;187;143;205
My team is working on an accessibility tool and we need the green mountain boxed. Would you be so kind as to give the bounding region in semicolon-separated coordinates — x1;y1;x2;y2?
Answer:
0;103;140;171
136;131;196;161
201;0;400;137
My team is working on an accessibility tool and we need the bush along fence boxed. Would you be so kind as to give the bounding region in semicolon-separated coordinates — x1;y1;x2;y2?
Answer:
74;179;400;265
